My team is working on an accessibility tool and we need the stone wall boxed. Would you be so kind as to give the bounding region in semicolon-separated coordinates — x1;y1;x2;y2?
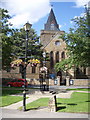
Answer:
72;79;90;86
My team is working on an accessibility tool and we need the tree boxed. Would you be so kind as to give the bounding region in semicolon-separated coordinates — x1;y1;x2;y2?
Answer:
1;8;13;71
55;6;90;72
11;27;43;61
1;8;43;71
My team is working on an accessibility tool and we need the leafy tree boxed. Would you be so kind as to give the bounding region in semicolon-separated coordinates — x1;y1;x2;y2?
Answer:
55;6;90;72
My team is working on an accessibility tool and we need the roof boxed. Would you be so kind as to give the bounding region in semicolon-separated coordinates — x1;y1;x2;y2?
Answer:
44;8;60;31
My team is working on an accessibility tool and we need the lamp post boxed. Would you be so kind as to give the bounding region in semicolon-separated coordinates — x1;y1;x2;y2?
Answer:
42;51;46;67
42;52;46;91
23;22;32;111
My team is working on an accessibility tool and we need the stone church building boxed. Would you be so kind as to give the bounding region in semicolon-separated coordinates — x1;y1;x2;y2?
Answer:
40;8;90;86
2;8;90;86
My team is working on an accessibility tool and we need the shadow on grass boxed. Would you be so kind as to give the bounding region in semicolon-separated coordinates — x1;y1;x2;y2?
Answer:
57;106;66;111
56;103;77;111
67;103;77;105
57;102;77;105
25;107;39;111
85;100;90;102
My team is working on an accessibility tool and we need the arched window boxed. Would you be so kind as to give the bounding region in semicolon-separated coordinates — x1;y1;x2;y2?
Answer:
50;51;54;68
56;51;59;63
61;51;65;59
32;66;36;73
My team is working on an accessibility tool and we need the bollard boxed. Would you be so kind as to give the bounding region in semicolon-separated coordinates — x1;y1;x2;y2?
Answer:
48;95;57;112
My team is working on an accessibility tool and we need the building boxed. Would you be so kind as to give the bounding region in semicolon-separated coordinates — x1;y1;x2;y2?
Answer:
40;8;90;86
2;6;90;86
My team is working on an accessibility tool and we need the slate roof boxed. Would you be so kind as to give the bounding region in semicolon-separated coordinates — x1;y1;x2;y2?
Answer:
44;8;60;31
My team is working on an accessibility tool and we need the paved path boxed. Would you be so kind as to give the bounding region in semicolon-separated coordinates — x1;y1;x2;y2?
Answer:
2;90;90;110
1;90;90;119
1;108;89;118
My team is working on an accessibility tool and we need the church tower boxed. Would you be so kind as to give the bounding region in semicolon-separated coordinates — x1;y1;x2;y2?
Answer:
40;8;62;48
40;7;67;85
44;8;60;31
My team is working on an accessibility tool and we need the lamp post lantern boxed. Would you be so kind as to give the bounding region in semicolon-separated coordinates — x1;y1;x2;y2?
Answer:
23;22;32;111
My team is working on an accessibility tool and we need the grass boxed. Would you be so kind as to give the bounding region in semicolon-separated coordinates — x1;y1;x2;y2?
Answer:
67;88;90;91
1;95;23;107
0;89;24;107
2;89;23;96
19;98;49;110
57;92;90;113
24;92;90;113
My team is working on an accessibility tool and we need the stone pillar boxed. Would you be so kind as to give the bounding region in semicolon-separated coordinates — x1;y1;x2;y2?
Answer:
30;66;32;74
57;76;60;86
66;76;70;86
48;95;57;112
36;64;39;73
59;52;61;61
86;67;90;78
53;51;56;65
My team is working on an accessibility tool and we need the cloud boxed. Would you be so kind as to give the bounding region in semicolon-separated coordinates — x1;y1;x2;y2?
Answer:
1;0;51;28
74;0;90;8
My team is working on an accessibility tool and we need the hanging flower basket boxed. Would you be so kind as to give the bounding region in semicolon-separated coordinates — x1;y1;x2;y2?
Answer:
28;59;40;67
11;59;23;67
11;59;40;67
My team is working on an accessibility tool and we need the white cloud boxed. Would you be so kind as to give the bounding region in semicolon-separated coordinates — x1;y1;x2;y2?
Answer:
1;0;51;28
74;0;90;8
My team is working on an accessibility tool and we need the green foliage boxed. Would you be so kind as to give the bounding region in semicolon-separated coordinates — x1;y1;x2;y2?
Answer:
1;8;14;70
55;9;90;71
1;8;43;70
12;28;43;61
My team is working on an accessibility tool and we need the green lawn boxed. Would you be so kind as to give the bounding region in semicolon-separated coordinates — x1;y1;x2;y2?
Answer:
2;89;23;96
67;88;90;91
24;92;90;113
1;89;23;107
1;95;23;107
57;92;90;113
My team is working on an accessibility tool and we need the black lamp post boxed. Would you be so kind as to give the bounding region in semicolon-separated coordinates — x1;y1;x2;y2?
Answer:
42;52;46;67
42;52;46;91
23;22;32;111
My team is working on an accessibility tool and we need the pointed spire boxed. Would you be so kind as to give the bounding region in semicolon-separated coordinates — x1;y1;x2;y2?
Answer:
44;8;60;31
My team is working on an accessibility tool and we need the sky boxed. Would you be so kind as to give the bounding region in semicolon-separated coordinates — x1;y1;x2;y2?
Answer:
1;0;90;35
